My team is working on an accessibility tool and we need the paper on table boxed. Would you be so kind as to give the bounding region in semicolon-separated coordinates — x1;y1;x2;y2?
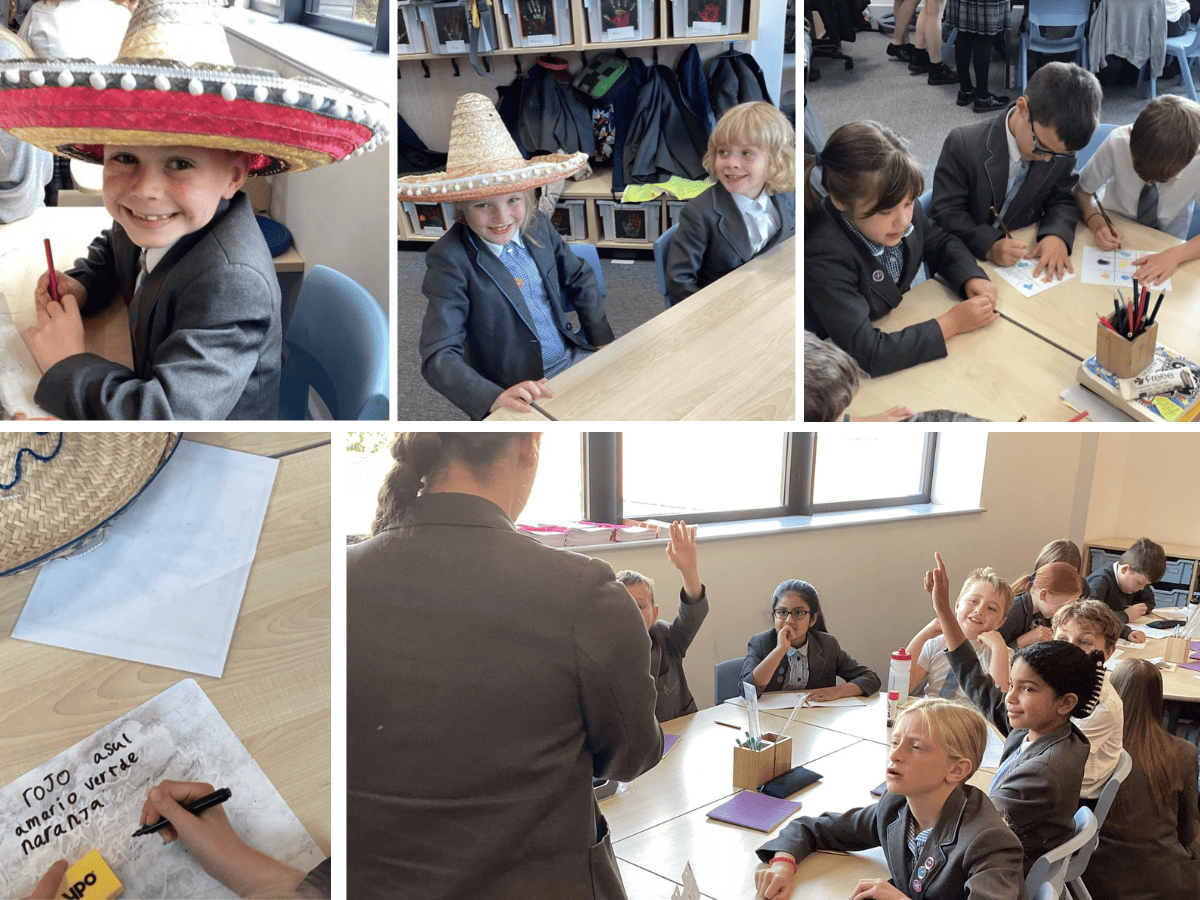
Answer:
0;298;52;419
669;862;700;900
1127;622;1170;639
12;441;278;677
1059;384;1136;422
981;724;1006;769
994;257;1076;297
1080;247;1173;291
728;692;866;710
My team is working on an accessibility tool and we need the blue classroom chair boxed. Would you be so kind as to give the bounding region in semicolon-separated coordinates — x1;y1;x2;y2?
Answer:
654;223;679;309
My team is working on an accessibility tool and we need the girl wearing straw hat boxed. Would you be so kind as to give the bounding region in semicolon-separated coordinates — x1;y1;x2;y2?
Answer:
0;0;387;420
400;93;613;420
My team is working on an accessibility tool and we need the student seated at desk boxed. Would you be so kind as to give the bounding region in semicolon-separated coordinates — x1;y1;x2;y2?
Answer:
753;697;1028;900
1082;659;1200;900
907;566;1013;702
805;121;998;377
24;780;330;900
1050;600;1125;802
617;519;710;722
1076;95;1200;287
665;101;796;307
930;62;1102;280
998;559;1085;650
739;580;881;699
927;552;1106;874
406;93;612;420
1085;537;1165;643
1;0;384;420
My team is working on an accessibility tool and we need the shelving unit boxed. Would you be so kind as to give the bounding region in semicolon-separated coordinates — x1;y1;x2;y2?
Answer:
1083;537;1200;608
397;0;762;247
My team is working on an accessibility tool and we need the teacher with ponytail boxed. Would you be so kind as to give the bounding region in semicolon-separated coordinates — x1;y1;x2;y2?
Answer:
347;432;663;900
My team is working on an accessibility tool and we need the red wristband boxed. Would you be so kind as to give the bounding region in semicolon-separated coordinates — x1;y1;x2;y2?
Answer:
769;856;797;872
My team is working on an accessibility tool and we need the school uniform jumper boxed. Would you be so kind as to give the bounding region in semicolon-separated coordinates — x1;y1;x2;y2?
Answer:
649;586;709;722
946;641;1090;874
665;181;795;306
805;195;986;376
757;784;1029;900
346;492;663;900
739;628;881;698
1086;564;1155;639
1082;735;1200;900
997;592;1044;650
420;218;614;421
930;105;1080;261
36;192;281;420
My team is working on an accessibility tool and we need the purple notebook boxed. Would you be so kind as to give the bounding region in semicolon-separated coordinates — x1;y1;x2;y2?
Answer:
663;733;681;757
706;790;801;832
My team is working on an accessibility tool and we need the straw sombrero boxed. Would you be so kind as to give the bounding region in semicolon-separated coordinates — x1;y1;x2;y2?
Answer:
1;432;180;577
396;92;588;202
0;0;388;175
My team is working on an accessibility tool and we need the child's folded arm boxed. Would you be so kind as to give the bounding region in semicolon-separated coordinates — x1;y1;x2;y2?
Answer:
946;642;1011;736
1036;168;1082;253
961;822;1028;900
930;130;1006;260
68;228;126;314
757;804;883;865
919;209;988;292
664;204;710;306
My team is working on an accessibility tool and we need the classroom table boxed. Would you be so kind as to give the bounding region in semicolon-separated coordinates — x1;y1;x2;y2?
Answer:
486;236;796;421
0;433;331;857
0;205;306;370
1111;611;1200;704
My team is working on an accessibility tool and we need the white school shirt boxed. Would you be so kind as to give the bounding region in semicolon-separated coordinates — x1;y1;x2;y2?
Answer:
917;635;995;703
1076;673;1124;799
1078;124;1200;240
730;190;780;254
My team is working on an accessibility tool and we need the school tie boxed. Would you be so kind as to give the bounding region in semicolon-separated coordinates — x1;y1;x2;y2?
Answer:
988;742;1025;795
937;666;960;698
127;250;148;343
1001;161;1029;218
1137;183;1160;227
495;241;572;379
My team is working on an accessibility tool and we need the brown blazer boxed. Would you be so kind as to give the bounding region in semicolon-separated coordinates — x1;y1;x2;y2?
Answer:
347;492;663;900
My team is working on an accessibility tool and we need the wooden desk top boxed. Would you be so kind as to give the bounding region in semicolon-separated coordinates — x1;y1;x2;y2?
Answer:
986;217;1200;362
1110;635;1200;702
0;433;331;854
845;275;1082;421
486;237;796;422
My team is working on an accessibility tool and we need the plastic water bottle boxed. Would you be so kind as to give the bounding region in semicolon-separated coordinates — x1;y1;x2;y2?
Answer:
887;648;911;727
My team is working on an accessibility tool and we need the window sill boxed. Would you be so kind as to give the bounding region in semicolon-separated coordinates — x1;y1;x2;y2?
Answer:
220;7;388;101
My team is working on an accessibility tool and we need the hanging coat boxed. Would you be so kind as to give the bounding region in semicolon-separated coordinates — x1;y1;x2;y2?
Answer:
602;53;649;193
676;43;717;133
708;48;773;119
397;111;448;175
623;64;709;186
518;64;597;157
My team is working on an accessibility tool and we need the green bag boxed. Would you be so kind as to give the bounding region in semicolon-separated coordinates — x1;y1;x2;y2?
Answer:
572;52;628;99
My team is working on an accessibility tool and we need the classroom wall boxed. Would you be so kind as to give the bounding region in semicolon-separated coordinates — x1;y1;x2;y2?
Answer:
1084;434;1200;545
580;432;1095;711
227;35;390;310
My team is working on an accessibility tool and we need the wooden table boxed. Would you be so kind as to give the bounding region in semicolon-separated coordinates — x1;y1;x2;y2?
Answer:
1;206;305;369
0;433;331;855
845;274;1082;421
1110;616;1200;704
486;237;796;421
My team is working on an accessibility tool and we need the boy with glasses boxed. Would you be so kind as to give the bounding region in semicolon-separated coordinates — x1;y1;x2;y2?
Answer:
930;62;1102;281
1076;95;1200;287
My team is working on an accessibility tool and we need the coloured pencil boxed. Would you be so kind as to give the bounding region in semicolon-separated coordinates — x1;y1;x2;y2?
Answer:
1148;292;1165;325
989;205;1012;239
43;238;60;303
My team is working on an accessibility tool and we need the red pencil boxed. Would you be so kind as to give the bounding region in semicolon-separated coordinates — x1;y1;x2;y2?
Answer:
1097;312;1119;334
43;238;60;303
1068;410;1089;422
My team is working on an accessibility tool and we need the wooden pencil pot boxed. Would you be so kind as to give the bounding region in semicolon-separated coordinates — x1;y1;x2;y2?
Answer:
733;732;793;790
1163;635;1192;665
1096;321;1157;378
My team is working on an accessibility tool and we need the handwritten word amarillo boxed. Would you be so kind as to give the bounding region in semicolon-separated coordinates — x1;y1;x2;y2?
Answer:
14;733;139;856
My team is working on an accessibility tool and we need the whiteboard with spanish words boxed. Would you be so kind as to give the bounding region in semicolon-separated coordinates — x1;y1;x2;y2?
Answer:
0;679;323;899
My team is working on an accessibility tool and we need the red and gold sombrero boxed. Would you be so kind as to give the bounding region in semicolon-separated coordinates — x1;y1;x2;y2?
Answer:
0;0;388;175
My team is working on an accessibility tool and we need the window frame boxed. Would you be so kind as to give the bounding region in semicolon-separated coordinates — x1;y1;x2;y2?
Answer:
578;433;939;525
248;0;387;51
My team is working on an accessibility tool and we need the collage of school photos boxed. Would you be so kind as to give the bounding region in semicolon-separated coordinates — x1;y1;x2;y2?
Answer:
2;1;1200;900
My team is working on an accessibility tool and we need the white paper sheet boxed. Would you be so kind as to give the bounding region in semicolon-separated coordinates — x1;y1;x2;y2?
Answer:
1081;247;1173;291
12;441;278;677
993;257;1076;297
1059;384;1136;423
981;723;1006;769
0;679;322;900
727;692;866;710
0;297;51;419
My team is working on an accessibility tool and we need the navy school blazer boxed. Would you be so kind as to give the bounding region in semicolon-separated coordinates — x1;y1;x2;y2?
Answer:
419;217;614;420
804;195;986;376
758;784;1029;900
929;103;1081;261
738;628;881;699
946;641;1089;874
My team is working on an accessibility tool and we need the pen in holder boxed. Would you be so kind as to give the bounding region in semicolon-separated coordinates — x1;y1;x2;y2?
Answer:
1096;320;1156;379
733;731;793;790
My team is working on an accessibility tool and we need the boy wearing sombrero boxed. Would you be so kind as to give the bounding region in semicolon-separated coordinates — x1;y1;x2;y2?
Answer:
399;93;612;420
0;0;387;420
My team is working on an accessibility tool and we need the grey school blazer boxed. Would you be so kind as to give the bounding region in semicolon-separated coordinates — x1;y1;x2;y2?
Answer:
665;181;795;306
648;586;709;722
346;492;663;900
758;784;1029;900
946;641;1090;874
738;627;881;698
36;192;281;419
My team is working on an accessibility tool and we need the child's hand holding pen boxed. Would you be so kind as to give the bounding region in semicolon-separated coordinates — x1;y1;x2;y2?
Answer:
34;270;87;312
987;237;1029;267
23;290;86;373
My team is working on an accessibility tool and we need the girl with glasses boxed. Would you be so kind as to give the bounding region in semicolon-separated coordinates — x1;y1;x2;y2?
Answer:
738;580;881;701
